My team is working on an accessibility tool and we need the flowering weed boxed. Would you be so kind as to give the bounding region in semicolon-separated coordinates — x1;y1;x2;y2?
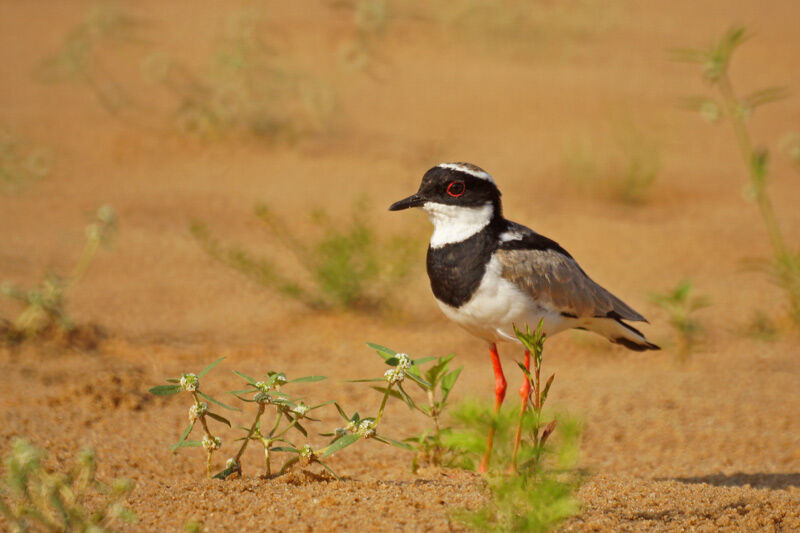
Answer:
150;345;419;480
0;439;135;532
1;205;116;345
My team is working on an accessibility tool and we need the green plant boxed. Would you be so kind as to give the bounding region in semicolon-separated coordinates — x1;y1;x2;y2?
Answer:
675;27;800;325
1;205;117;343
190;201;417;312
446;324;584;532
0;125;52;192
651;280;710;359
149;345;421;480
142;9;335;141
358;345;463;472
336;0;391;72
149;358;238;477
34;2;145;118
562;121;660;204
0;438;135;532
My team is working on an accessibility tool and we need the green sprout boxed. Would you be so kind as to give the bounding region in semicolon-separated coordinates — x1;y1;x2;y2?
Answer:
2;205;117;344
651;280;710;360
447;322;584;532
675;26;800;325
0;439;136;532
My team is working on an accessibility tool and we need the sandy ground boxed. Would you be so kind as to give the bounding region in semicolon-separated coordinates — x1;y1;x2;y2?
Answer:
1;0;800;531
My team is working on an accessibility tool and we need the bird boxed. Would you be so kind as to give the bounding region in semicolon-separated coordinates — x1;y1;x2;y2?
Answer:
389;162;659;472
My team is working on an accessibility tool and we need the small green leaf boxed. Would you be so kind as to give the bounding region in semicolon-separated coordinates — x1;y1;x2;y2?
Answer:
232;370;257;385
311;400;336;410
212;464;240;479
413;356;437;366
371;386;404;401
319;434;360;457
270;446;299;453
198;357;225;378
288;375;326;383
403;370;431;388
540;373;556;406
345;378;385;383
441;367;462;404
166;378;180;383
395;385;416;411
206;412;232;427
149;384;181;395
316;460;340;480
293;422;308;437
197;391;240;411
170;440;202;450
169;421;196;452
374;435;413;450
334;402;349;420
366;342;396;360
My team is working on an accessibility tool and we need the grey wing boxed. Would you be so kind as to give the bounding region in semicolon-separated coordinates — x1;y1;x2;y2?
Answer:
495;248;647;322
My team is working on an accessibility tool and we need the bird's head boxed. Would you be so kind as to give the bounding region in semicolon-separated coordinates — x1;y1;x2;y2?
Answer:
389;162;503;246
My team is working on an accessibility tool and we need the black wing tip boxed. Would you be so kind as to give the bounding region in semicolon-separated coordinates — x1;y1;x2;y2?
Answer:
613;337;661;352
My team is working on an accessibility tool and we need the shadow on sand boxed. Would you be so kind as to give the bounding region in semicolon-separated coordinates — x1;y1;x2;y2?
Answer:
666;472;800;490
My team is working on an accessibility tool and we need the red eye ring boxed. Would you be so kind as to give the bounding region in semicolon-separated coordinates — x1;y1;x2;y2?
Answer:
447;181;466;197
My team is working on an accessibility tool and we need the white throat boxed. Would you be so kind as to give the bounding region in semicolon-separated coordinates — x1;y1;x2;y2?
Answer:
424;202;494;248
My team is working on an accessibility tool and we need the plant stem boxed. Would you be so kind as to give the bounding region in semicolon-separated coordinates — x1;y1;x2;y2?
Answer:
374;385;392;426
233;403;266;466
718;74;789;260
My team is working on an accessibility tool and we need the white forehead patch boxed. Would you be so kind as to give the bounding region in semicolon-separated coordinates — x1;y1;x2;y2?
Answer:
438;163;495;183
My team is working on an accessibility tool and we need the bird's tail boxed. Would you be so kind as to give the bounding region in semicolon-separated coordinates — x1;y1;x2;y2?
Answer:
586;317;660;351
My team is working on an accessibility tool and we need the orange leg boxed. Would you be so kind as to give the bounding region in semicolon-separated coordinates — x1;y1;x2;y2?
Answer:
479;343;506;473
508;350;531;473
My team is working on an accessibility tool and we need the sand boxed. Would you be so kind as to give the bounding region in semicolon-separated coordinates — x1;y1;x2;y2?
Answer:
1;0;799;531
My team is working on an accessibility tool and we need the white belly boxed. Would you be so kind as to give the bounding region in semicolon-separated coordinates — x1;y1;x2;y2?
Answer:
435;256;573;343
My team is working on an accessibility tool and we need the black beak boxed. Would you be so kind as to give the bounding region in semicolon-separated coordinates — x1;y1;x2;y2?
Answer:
389;193;425;211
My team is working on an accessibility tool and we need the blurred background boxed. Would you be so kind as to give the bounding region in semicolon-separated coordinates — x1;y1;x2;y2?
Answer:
1;2;799;529
1;0;799;351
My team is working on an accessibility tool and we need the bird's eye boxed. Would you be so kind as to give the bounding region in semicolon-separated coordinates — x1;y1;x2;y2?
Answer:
447;181;466;197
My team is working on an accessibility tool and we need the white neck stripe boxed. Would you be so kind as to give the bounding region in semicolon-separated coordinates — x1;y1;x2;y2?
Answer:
424;202;494;248
437;163;494;183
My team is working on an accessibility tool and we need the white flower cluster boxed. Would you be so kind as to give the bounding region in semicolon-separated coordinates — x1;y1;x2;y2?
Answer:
255;381;271;393
384;368;404;384
202;435;221;450
188;402;208;421
357;419;376;439
180;373;199;392
226;458;238;470
299;444;314;458
254;392;273;404
292;402;309;417
273;373;288;387
395;353;412;371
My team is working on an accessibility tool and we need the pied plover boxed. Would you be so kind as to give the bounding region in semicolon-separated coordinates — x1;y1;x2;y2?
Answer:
390;162;658;471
